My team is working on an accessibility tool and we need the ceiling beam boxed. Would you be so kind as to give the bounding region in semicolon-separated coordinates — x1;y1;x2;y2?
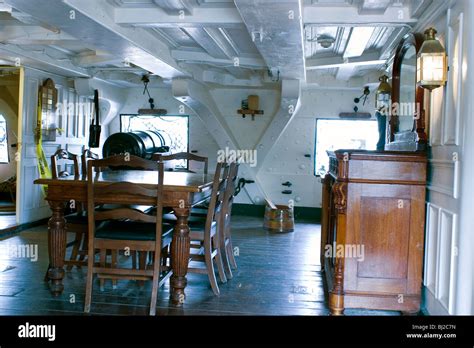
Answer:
235;0;305;80
358;0;392;15
304;5;416;26
171;50;267;69
5;0;186;79
306;51;385;70
114;6;244;28
0;43;90;77
1;25;78;45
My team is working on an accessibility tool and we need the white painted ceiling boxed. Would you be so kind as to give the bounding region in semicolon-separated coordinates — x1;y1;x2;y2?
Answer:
0;0;434;87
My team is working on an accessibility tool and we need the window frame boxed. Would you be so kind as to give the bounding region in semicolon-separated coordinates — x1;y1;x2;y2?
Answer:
119;114;190;168
314;117;378;177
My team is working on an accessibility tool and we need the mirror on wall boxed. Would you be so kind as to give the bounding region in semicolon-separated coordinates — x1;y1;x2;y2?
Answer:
398;46;417;133
386;33;427;151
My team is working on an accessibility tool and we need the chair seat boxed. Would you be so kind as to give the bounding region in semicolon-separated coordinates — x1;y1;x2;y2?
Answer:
65;212;88;225
96;220;173;242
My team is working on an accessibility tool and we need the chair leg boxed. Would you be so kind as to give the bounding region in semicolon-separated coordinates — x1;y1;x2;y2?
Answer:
204;240;220;296
99;249;106;291
138;251;147;287
149;247;162;316
78;231;89;262
219;221;233;280
111;250;118;289
44;264;50;282
84;244;95;313
131;250;137;269
212;234;227;284
67;231;83;271
226;225;238;270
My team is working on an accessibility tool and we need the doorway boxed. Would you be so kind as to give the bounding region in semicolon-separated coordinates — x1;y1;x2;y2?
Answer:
0;67;20;232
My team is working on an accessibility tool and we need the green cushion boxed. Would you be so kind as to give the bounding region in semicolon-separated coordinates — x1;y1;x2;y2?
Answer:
95;220;173;241
65;212;88;225
162;213;207;225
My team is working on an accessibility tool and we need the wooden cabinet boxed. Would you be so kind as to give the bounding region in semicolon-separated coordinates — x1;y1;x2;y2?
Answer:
321;150;427;315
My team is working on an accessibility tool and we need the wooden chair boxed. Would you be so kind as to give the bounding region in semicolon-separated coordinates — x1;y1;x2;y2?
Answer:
152;152;208;174
163;162;228;295
219;162;239;279
84;155;173;315
81;149;99;177
66;149;101;270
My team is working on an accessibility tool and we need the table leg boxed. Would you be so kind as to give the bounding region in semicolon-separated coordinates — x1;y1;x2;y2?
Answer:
170;207;190;306
47;201;67;296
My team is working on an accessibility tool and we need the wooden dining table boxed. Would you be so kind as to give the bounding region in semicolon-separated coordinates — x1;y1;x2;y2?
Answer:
34;170;215;306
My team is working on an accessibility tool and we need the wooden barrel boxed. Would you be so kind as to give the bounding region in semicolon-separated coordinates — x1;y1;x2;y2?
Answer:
263;204;294;233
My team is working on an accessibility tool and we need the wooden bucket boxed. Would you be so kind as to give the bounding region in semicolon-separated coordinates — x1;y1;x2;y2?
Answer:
263;204;294;233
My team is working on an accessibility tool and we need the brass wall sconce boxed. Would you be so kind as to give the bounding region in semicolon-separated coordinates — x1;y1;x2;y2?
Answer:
375;75;391;115
416;27;448;90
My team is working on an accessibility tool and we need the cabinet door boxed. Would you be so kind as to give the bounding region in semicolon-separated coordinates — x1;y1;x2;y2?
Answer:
344;183;425;295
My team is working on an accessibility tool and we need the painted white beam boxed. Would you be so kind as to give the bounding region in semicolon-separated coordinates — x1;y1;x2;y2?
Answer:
6;0;186;79
358;0;392;14
336;65;357;81
200;69;264;87
254;79;301;172
153;0;197;15
306;51;385;70
1;25;78;45
0;43;90;77
172;78;266;203
172;50;267;69
182;27;229;60
303;5;416;25
235;0;306;80
72;53;124;67
114;6;244;28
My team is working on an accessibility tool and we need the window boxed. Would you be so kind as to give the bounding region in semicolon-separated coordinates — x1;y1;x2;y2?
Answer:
120;114;189;168
0;115;9;163
315;119;378;176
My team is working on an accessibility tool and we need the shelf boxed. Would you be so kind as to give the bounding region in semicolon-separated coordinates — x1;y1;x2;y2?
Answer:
237;109;264;120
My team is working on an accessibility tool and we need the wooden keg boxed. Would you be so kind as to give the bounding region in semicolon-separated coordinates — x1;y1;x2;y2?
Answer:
263;204;294;233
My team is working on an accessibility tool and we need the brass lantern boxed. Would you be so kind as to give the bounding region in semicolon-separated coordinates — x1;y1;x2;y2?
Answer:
375;75;391;115
416;28;448;90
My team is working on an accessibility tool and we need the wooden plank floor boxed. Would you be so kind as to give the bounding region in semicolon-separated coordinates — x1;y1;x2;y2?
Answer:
0;215;400;316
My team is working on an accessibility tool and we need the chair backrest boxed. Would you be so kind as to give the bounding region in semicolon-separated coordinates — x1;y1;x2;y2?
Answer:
152;152;208;174
203;162;228;239
81;149;99;177
51;149;79;179
87;155;165;245
222;162;239;219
